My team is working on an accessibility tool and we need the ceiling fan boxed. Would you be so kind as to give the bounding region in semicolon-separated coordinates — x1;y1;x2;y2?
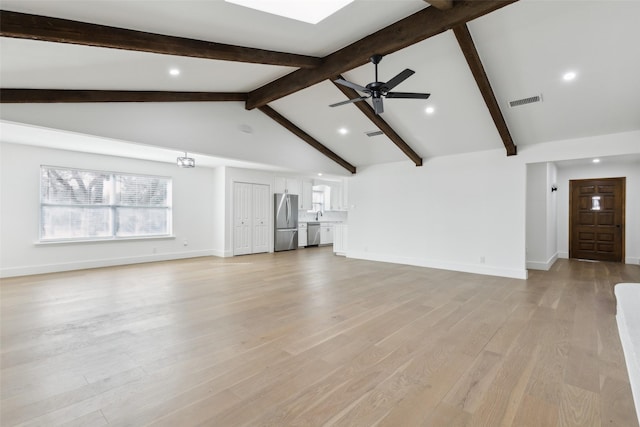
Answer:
329;54;430;115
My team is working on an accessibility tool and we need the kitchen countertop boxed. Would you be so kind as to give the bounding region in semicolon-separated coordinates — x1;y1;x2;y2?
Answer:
298;220;344;224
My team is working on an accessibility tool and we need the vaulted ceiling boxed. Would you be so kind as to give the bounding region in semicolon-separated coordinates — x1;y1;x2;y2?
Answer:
1;0;639;176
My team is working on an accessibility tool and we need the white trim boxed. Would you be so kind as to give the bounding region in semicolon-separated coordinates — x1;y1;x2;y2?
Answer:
527;252;559;271
558;251;569;259
212;249;234;258
347;251;528;280
0;250;215;278
615;283;640;426
35;235;176;246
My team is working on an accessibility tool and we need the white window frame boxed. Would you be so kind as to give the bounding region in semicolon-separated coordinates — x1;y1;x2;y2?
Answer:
39;166;172;243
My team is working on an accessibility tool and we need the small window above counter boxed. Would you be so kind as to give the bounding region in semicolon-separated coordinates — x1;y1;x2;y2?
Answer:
274;175;349;213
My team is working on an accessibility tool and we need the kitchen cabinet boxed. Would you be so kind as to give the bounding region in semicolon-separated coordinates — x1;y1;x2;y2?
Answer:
330;183;342;210
341;178;349;210
298;222;307;247
312;179;348;211
301;179;313;211
274;177;300;196
320;223;334;245
333;224;347;256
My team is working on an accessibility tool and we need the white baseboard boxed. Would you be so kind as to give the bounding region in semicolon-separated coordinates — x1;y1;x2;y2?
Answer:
527;252;559;271
212;249;234;258
0;250;216;278
347;251;527;280
558;252;569;259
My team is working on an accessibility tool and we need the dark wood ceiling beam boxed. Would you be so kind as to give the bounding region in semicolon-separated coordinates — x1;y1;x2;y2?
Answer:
424;0;455;10
0;89;247;103
331;77;422;167
258;105;356;174
0;10;321;68
452;24;517;156
246;0;518;109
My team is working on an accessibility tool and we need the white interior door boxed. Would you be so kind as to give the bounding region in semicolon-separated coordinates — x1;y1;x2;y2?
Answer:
252;184;270;253
233;182;252;255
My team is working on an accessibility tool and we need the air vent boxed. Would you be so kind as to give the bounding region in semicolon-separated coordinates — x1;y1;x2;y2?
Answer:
365;130;383;137
508;94;542;108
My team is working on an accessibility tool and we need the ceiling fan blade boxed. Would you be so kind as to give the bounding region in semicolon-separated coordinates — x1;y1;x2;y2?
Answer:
334;78;369;93
385;92;431;99
382;69;415;92
372;97;384;115
329;96;369;108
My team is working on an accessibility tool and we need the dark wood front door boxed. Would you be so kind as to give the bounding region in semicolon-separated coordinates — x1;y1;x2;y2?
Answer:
570;177;625;262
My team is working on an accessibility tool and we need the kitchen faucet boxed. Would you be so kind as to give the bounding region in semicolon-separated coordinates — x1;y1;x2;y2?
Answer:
315;211;323;221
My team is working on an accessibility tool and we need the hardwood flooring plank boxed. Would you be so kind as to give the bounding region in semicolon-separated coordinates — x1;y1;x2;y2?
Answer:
1;251;638;427
558;383;601;427
599;376;639;427
511;393;559;427
443;350;503;413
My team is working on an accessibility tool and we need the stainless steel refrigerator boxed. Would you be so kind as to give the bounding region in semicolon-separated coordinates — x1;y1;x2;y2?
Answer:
274;193;298;251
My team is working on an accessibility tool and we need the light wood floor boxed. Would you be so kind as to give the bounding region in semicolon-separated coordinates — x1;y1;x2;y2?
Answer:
1;248;639;426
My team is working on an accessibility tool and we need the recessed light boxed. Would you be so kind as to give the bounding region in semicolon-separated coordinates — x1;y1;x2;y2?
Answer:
169;68;180;76
563;71;577;81
593;158;600;163
317;173;323;176
425;106;435;115
338;127;348;135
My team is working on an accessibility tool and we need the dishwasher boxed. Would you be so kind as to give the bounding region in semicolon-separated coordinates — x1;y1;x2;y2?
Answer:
307;222;321;246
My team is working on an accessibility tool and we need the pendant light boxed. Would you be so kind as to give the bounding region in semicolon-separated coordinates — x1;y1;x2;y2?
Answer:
177;152;195;168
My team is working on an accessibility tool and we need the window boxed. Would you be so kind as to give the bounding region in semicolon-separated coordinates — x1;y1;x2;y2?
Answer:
40;166;172;241
311;185;330;212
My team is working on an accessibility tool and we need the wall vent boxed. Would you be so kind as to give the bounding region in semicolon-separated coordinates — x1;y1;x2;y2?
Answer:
365;130;383;137
509;94;542;108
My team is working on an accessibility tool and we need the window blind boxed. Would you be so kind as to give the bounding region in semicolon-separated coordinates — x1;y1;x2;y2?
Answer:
40;166;172;241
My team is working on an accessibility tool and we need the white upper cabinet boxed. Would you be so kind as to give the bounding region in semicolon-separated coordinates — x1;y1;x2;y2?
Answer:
276;176;347;212
274;176;301;195
341;178;349;210
330;183;342;210
274;177;286;194
301;179;313;210
311;178;348;211
328;179;348;211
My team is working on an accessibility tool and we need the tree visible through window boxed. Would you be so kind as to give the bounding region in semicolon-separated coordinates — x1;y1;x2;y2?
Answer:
40;166;172;241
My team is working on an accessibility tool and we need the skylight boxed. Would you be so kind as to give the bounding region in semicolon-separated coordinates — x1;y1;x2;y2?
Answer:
225;0;354;24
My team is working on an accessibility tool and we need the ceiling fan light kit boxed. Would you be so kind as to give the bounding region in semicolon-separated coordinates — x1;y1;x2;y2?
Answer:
330;54;430;115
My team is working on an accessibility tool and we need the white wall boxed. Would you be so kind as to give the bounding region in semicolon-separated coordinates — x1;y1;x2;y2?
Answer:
526;163;548;268
556;159;640;264
546;162;558;264
347;130;640;280
348;149;527;279
526;162;558;270
211;166;227;257
0;142;216;277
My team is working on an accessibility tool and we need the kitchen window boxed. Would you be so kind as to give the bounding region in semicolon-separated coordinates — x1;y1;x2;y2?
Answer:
40;166;172;242
311;185;330;212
